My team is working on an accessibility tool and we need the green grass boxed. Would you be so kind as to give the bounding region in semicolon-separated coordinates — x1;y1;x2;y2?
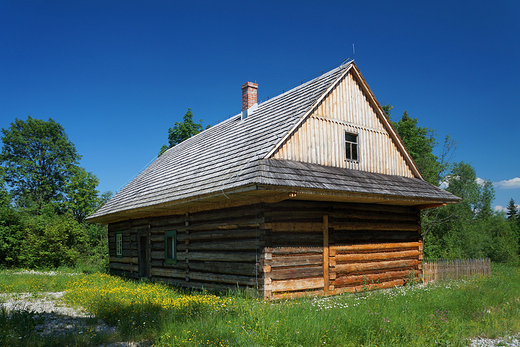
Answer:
1;265;520;346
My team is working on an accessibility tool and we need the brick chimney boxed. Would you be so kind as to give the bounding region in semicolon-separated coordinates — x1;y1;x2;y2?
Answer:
241;82;258;112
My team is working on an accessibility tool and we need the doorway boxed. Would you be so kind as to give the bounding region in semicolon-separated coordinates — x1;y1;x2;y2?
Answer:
138;234;150;278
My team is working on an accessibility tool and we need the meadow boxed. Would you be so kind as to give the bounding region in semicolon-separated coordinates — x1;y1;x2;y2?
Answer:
1;265;520;347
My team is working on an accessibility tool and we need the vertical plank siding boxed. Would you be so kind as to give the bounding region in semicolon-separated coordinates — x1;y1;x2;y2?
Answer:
272;72;414;178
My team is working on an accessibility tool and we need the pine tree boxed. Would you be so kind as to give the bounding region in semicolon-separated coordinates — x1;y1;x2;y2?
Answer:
506;198;518;221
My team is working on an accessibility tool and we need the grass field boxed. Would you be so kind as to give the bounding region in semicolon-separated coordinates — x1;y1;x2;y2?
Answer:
1;265;520;346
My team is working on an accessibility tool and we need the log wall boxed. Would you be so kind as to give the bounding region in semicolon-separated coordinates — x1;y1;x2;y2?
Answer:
108;200;422;300
261;201;422;299
108;203;267;293
329;203;422;294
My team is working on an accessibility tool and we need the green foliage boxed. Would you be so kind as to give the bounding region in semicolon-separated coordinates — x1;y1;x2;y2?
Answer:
423;162;519;263
18;209;88;268
62;166;101;223
507;198;518;221
383;106;518;263
392;111;441;185
4;267;520;346
0;116;81;209
0;206;24;266
158;108;209;156
0;116;110;270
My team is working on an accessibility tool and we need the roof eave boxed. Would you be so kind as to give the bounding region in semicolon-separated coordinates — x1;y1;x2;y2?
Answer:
87;181;459;224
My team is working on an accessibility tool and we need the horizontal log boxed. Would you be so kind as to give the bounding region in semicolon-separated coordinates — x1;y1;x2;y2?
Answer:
156;276;257;294
189;205;260;223
270;289;324;300
177;229;262;242
266;210;326;221
270;266;323;280
333;270;410;286
335;250;421;262
268;200;416;215
151;251;165;260
336;259;421;274
150;215;185;227
186;271;258;286
110;269;139;279
109;257;138;264
268;246;323;255
150;235;165;242
177;239;262;252
150;267;186;279
262;222;322;232
177;252;258;262
187;261;259;276
122;250;138;257
333;231;419;242
332;279;406;295
185;221;262;232
270;254;322;267
332;242;420;252
270;234;322;247
110;263;138;272
271;277;324;292
331;222;420;232
108;221;131;232
329;210;417;222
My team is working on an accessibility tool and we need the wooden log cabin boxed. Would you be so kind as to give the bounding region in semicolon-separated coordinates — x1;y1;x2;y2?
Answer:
87;61;459;299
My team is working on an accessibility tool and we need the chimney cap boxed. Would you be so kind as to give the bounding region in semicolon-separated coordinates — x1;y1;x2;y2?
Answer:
241;82;258;90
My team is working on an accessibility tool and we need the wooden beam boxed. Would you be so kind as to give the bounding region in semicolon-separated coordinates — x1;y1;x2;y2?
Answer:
331;242;420;252
323;215;329;294
335;250;421;262
271;277;324;292
336;259;420;274
416;203;446;210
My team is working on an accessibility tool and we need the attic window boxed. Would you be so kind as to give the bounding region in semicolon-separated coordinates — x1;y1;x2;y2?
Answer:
345;132;358;161
165;230;177;264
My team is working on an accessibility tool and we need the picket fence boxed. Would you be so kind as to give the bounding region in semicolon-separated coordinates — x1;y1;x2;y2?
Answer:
423;258;491;283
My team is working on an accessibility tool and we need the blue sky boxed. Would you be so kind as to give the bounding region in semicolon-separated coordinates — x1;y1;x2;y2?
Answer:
1;1;519;211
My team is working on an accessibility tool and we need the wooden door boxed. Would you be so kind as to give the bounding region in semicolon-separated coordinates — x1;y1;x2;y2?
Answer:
137;227;150;278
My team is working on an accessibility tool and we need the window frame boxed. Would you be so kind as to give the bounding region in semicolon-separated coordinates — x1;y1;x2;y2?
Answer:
345;132;359;162
116;231;123;258
165;230;177;264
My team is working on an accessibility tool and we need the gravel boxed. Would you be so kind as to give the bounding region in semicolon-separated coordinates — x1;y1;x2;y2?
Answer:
469;335;520;347
1;285;518;346
0;291;151;347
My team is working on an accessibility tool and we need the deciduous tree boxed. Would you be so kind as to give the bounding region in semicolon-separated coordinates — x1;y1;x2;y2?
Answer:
0;116;81;210
158;108;209;156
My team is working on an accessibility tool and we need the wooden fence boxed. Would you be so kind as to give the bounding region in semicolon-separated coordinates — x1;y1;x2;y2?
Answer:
423;258;491;283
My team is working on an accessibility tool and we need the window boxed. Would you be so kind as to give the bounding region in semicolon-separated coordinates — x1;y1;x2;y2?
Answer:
116;231;123;258
165;230;177;264
345;132;358;161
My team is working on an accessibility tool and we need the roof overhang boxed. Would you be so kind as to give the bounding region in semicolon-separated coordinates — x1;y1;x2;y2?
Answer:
87;183;458;224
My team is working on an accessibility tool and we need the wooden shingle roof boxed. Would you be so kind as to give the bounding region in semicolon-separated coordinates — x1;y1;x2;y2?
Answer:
88;62;458;223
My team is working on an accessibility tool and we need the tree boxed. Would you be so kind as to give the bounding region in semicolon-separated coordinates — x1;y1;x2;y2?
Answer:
62;167;101;223
383;106;456;185
0;116;81;210
507;198;518;221
393;111;441;185
158;108;209;156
